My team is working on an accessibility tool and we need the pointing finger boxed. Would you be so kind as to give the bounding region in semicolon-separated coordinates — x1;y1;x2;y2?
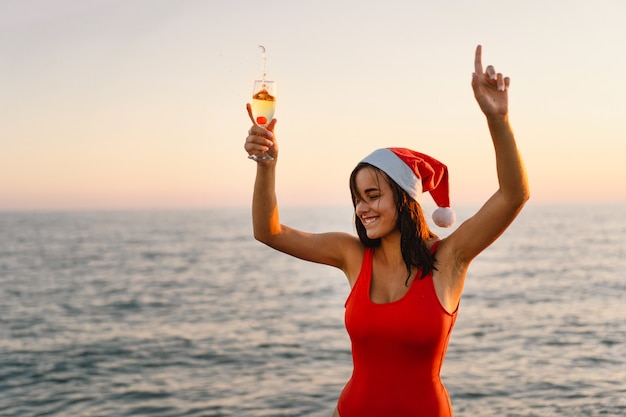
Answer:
474;45;483;74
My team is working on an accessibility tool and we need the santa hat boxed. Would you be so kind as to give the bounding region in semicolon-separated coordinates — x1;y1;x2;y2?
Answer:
360;147;455;228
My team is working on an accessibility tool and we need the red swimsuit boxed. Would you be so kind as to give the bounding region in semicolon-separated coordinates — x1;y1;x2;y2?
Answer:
337;244;458;417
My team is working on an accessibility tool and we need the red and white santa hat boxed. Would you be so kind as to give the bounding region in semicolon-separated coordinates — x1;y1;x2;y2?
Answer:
360;147;456;228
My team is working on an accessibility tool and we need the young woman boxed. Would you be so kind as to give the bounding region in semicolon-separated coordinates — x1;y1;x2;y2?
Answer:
244;45;529;417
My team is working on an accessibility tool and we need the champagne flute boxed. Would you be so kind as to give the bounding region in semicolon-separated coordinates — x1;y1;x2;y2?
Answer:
248;79;276;160
248;45;276;161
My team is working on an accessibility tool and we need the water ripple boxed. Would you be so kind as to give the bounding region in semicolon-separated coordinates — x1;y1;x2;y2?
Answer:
0;206;624;416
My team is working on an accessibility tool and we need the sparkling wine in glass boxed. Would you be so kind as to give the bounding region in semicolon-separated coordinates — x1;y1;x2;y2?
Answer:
251;80;276;128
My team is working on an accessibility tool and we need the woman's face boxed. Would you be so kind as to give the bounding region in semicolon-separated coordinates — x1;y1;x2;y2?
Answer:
353;167;398;240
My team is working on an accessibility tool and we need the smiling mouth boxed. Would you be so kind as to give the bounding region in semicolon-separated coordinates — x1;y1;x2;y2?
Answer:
361;216;378;226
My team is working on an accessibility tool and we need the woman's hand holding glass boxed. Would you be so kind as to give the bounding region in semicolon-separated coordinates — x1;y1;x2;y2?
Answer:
245;103;277;164
247;79;276;161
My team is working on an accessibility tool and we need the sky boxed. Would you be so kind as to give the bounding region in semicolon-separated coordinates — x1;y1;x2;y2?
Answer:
1;0;625;211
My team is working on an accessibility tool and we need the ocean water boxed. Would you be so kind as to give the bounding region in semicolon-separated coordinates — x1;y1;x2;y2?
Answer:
0;204;624;417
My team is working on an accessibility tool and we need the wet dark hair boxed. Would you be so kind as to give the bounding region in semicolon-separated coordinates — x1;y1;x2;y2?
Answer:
349;163;438;284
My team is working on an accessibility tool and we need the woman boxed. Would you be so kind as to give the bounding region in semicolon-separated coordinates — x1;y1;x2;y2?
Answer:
244;45;529;417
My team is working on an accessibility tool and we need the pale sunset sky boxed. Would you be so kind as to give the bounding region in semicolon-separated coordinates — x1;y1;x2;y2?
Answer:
1;0;624;211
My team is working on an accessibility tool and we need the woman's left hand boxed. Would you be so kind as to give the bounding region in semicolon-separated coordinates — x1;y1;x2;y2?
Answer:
471;45;510;117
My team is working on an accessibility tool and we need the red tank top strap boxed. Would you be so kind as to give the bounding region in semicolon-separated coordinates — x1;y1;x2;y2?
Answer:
344;247;374;308
430;239;442;254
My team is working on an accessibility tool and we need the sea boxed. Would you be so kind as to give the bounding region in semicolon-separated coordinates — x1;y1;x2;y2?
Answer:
0;203;624;417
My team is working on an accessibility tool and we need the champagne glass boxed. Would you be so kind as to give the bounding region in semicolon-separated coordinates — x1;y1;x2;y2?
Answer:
248;79;276;161
248;45;277;161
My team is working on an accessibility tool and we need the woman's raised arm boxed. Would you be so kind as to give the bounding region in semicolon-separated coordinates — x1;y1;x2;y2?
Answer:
448;45;530;264
244;105;361;272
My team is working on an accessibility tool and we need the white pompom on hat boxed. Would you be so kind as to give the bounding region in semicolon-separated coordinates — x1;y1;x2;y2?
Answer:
360;147;456;228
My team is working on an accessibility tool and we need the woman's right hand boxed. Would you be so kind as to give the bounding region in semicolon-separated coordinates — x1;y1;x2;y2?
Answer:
245;103;278;163
471;45;510;119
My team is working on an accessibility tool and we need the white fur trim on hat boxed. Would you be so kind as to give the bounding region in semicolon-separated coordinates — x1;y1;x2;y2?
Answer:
361;148;423;202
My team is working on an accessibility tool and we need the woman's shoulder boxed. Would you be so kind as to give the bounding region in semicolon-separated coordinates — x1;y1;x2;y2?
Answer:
319;231;362;250
341;234;366;261
339;235;367;285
